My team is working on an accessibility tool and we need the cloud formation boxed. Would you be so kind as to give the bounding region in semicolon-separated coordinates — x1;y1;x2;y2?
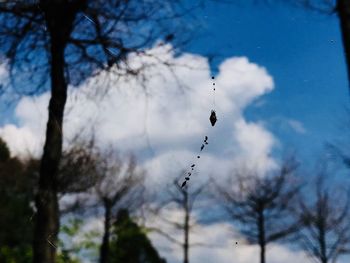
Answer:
0;44;276;181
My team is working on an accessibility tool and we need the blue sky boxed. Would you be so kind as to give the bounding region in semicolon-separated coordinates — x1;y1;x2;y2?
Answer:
184;1;349;162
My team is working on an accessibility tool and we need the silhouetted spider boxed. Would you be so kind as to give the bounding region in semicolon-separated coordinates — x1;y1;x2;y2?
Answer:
210;110;217;126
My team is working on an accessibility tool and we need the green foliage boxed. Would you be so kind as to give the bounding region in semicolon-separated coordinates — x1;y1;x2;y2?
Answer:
80;229;101;251
61;218;83;237
56;251;81;263
0;245;32;263
58;218;101;262
0;143;37;262
58;218;83;263
109;209;166;263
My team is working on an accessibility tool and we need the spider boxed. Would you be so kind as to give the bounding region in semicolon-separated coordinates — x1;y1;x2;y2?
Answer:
209;110;217;126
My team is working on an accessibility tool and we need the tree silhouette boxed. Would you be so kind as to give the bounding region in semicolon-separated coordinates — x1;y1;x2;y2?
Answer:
94;150;146;263
110;209;167;263
150;175;207;263
57;138;102;195
61;146;146;263
213;160;301;263
0;137;119;262
295;173;350;263
0;1;190;262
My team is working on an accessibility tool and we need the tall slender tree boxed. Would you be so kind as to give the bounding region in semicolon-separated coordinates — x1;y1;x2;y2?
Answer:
0;1;191;262
213;161;301;263
295;173;350;263
93;151;145;263
149;175;206;263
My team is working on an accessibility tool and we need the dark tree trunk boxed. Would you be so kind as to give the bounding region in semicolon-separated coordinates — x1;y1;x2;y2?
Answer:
319;221;327;263
100;199;112;263
33;33;67;263
257;209;266;263
184;190;189;263
32;2;81;262
338;0;350;89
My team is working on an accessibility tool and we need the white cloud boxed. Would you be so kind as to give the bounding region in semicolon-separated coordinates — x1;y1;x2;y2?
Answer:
233;118;277;173
0;44;276;178
0;124;41;157
287;119;307;134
